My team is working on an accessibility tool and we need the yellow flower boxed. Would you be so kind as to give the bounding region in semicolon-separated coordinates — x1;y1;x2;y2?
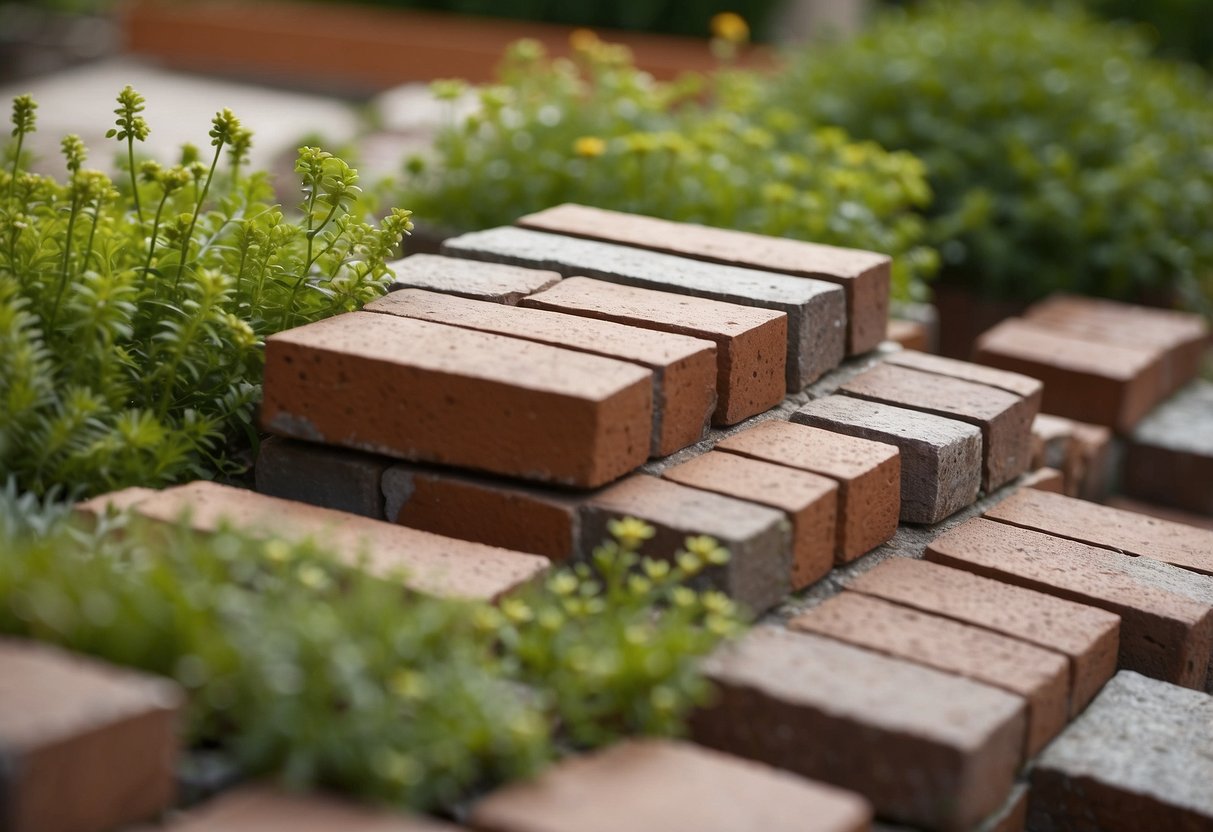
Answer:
609;516;656;549
501;597;534;624
710;12;750;45
569;28;600;52
573;136;607;158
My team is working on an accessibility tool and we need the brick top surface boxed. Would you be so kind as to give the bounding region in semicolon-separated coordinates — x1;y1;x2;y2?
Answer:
793;395;981;446
882;350;1043;399
1025;293;1210;348
661;450;838;514
384;254;560;302
976;318;1160;381
159;786;458;831
715;420;899;481
842;362;1024;423
589;474;786;541
1132;380;1213;454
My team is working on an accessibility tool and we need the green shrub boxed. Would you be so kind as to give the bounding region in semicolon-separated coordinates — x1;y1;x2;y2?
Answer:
0;89;413;498
771;0;1213;311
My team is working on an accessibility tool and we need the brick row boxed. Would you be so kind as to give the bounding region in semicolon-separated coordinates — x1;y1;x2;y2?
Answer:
1124;380;1213;516
386;253;560;304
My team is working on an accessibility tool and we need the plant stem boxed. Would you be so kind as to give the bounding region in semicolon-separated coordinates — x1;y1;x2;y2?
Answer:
6;132;24;204
83;200;102;270
49;193;81;330
175;143;223;291
143;192;169;279
127;137;143;225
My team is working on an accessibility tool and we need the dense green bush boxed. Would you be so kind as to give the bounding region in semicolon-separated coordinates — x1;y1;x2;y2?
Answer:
1084;0;1212;66
771;0;1213;311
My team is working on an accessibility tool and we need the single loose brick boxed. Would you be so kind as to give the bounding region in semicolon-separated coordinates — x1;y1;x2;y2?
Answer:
255;436;390;519
925;517;1213;691
792;395;981;524
846;558;1119;716
715;420;899;562
886;318;930;352
579;474;791;613
517;202;889;355
1029;671;1213;831
365;288;717;457
693;627;1026;831
73;485;158;529
262;311;653;488
521;277;785;425
1020;467;1065;494
385;253;560;304
469;739;872;832
1124;380;1213;515
789;592;1068;757
661;451;838;589
444;226;842;389
882;349;1044;401
840;362;1037;490
0;639;182;832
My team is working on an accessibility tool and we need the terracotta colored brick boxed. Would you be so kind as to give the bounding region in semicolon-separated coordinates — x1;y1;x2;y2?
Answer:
72;485;158;529
469;739;872;832
1020;467;1065;494
382;464;583;561
0;639;182;832
886;318;930;351
256;436;389;519
840;362;1037;490
985;488;1213;576
792;395;982;524
883;349;1044;401
847;557;1119;716
262;311;652;488
364;288;717;457
693;627;1026;831
714;420;899;562
1106;497;1213;532
661;450;838;589
125;481;549;601
1030;413;1078;475
1069;420;1115;501
444;226;842;390
975;318;1165;432
925;517;1213;691
1124;380;1213;515
579;474;791;613
1029;671;1213;831
385;253;560;304
789;592;1068;757
520;277;785;425
517;202;889;355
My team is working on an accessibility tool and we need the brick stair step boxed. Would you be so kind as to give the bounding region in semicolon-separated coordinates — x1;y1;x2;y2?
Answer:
262;311;653;488
693;626;1026;831
792;395;982;525
1028;670;1213;831
925;517;1213;692
714;420;899;563
789;592;1068;757
443;226;843;390
1019;467;1065;494
519;276;785;425
385;253;560;304
1123;380;1213;515
517;202;888;355
0;639;182;832
256;436;390;519
882;349;1043;401
364;288;717;457
469;739;872;832
661;450;838;590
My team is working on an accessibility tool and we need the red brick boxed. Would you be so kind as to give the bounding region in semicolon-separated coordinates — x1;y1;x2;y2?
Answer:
925;517;1213;691
661;451;837;589
262;311;652;488
517;202;891;355
0;639;182;832
789;592;1068;757
840;362;1037;490
1019;467;1065;493
255;436;390;519
1030;414;1078;475
1105;497;1213;533
123;481;549;601
521;276;786;425
886;318;930;352
386;253;560;304
846;558;1119;715
693;627;1026;831
883;349;1044;400
1069;421;1115;501
365;288;716;457
714;421;899;562
469;739;872;832
985;488;1213;576
988;784;1029;832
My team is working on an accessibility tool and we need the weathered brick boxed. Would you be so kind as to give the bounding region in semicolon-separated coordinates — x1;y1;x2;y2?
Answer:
262;311;652;488
1030;413;1078;476
517;202;888;355
1020;467;1065;494
846;557;1119;716
883;348;1043;400
1029;414;1115;500
255;436;390;519
840;362;1037;490
0;639;182;832
469;739;872;832
444;226;842;389
693;626;1026;831
885;318;930;352
521;277;785;425
1029;671;1213;831
1068;420;1115;501
1123;380;1213;515
714;420;899;562
579;474;791;613
364;288;716;457
789;592;1068;757
385;253;560;304
791;395;982;524
661;450;837;589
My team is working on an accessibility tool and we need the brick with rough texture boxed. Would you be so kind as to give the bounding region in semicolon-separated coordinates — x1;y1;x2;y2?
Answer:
444;226;843;390
715;420;899;562
0;639;182;832
385;253;560;304
469;739;872;832
1124;380;1213;515
520;276;785;425
883;349;1044;400
517;202;889;355
693;626;1026;831
1106;496;1213;532
792;395;981;524
364;288;717;457
255;436;390;519
262;311;652;488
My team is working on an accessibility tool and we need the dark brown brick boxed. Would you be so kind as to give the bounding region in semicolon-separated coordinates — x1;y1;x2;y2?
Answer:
1123;380;1213;516
386;253;560;304
255;436;390;519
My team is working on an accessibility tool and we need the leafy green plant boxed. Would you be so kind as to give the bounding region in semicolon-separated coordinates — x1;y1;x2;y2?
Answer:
0;89;414;498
